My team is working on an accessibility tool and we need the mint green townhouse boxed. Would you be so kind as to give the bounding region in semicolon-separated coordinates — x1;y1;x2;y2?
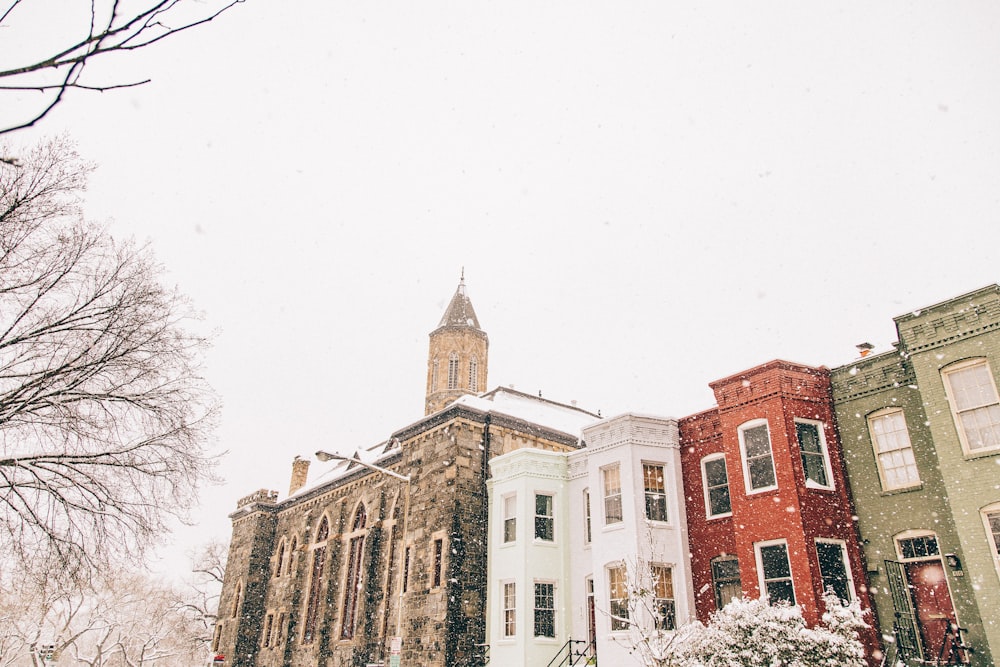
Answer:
831;285;1000;667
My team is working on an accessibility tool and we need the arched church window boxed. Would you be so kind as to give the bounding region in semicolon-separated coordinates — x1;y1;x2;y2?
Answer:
431;358;439;391
341;504;368;639
469;357;478;390
302;517;330;643
447;353;460;390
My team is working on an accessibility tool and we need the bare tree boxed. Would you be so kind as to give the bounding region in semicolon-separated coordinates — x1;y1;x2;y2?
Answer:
0;0;245;137
0;136;219;580
176;539;228;648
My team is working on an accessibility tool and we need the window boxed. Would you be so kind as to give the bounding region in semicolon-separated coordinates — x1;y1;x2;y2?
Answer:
796;420;832;488
302;517;330;642
433;538;444;587
274;540;285;578
711;555;741;610
608;565;629;631
603;465;623;524
943;359;1000;453
230;581;242;618
702;455;732;517
740;421;777;492
643;463;668;522
756;541;795;605
503;582;516;637
534;582;555;638
503;494;516;543
469;357;478;390
212;623;223;653
651;565;675;631
262;612;274;648
869;409;920;490
447;352;460;390
897;534;940;560
275;612;286;644
431;359;439;391
402;546;411;592
583;489;592;544
286;537;297;575
982;504;1000;579
816;540;854;602
535;494;554;541
340;505;367;639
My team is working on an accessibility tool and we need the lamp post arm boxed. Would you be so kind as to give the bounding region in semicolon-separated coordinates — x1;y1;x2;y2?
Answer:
314;450;411;482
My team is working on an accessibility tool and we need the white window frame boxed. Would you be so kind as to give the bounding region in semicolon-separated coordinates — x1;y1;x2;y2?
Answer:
534;492;555;542
649;563;676;631
981;502;1000;583
794;419;834;490
739;419;778;493
533;580;557;639
642;462;669;523
607;564;629;632
583;488;592;545
501;580;516;639
814;538;856;603
868;408;921;491
701;454;733;519
894;530;941;561
602;464;623;525
754;539;795;606
942;358;1000;455
502;493;516;544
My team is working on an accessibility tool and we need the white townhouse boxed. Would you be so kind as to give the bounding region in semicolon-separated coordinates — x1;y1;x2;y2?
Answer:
487;412;695;666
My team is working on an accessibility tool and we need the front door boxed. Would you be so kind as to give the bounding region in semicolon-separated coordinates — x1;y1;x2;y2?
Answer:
906;559;960;663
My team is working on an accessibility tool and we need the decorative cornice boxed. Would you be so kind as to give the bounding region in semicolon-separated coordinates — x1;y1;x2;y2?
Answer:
895;291;1000;354
830;352;914;402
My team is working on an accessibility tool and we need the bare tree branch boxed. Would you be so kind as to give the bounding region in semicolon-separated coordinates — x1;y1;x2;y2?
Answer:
0;0;245;135
0;136;219;580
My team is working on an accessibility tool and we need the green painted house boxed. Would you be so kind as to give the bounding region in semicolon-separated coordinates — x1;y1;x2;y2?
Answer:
831;285;1000;667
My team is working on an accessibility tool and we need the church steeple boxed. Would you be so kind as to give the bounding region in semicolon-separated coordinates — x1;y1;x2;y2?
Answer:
425;272;489;415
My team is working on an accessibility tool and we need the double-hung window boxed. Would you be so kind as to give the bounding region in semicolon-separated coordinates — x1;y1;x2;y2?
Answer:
534;494;554;541
740;421;777;492
795;420;832;489
756;540;795;605
711;555;741;609
702;454;732;517
534;583;555;638
869;409;920;490
815;540;854;603
502;582;516;637
583;489;592;544
608;566;629;631
502;494;516;543
603;465;623;524
651;565;675;631
943;359;1000;453
643;463;668;522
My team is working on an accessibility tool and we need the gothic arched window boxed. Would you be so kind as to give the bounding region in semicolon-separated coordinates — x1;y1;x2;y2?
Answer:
447;353;460;390
341;504;368;639
468;357;478;391
302;517;330;643
274;539;285;578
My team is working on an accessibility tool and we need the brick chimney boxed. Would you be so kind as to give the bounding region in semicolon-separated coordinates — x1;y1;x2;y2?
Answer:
288;456;310;496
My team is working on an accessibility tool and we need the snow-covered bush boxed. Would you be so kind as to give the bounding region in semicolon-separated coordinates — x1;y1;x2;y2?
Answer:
654;592;868;667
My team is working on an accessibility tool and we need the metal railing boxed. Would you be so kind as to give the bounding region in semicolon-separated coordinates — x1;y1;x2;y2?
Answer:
546;638;596;667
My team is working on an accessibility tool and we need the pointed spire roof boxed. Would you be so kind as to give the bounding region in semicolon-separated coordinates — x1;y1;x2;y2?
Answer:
437;269;482;330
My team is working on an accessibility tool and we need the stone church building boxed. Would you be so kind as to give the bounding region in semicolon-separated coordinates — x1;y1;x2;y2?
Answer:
213;278;599;667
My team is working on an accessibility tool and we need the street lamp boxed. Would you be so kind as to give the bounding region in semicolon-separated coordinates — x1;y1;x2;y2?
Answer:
314;449;411;667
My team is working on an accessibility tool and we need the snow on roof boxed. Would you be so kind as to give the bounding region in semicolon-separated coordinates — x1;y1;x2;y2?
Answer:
283;388;600;503
452;387;601;439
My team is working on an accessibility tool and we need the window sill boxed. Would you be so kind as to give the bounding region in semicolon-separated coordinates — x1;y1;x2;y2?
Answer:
706;512;733;521
602;523;625;532
879;483;923;497
962;447;1000;461
645;519;672;528
532;539;558;547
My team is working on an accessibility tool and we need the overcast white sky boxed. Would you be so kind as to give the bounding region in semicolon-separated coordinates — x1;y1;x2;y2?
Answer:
6;1;1000;577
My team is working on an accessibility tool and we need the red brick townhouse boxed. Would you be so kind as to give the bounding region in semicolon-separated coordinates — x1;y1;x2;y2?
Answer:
679;360;881;661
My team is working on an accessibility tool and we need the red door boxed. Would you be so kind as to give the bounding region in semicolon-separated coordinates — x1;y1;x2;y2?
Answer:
906;560;958;662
